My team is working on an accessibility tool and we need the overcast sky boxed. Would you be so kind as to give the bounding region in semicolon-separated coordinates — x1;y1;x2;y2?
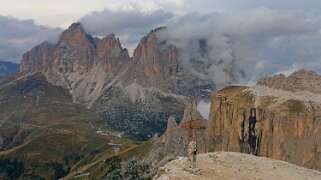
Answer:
1;0;321;84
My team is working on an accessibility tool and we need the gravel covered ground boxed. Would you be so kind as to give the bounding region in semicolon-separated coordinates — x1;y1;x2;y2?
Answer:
244;85;321;110
154;152;321;180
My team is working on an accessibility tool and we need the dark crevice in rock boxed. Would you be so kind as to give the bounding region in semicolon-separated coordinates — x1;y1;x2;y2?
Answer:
239;108;260;155
248;108;257;155
240;108;246;153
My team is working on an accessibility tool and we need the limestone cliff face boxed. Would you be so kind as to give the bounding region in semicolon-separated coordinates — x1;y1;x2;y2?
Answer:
19;41;55;73
19;23;130;104
206;70;321;170
129;28;178;87
122;28;215;99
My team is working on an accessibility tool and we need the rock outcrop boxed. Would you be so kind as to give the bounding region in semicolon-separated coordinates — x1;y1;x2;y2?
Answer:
148;102;207;168
19;23;130;104
122;28;215;99
206;70;321;171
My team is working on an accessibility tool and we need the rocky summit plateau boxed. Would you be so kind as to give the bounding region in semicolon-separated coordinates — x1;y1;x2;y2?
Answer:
154;152;321;180
207;70;321;171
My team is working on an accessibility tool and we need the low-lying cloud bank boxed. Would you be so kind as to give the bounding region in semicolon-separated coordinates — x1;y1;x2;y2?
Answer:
156;8;321;87
0;16;61;63
79;9;173;55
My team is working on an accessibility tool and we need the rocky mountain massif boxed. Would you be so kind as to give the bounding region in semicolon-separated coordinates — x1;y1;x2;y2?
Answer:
154;152;321;180
18;23;217;140
206;69;321;171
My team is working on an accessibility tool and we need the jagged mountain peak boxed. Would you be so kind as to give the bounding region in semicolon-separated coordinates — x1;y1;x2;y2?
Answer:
257;69;321;93
58;22;90;47
180;101;205;124
132;27;168;58
165;116;178;135
16;22;219;140
19;41;55;73
18;21;130;97
97;33;125;59
167;116;178;127
288;69;320;78
162;116;179;143
63;22;86;35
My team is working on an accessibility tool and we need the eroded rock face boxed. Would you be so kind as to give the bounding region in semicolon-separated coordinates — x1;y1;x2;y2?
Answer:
19;23;130;104
19;42;55;73
123;28;216;99
148;102;207;168
206;70;321;171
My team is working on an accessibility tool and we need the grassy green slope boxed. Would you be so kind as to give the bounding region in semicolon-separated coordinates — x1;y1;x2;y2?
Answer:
0;73;139;179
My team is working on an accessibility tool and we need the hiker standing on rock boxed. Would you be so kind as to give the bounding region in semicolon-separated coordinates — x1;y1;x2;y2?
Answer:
188;140;197;169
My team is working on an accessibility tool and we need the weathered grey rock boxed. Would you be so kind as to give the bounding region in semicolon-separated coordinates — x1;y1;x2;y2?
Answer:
122;28;216;99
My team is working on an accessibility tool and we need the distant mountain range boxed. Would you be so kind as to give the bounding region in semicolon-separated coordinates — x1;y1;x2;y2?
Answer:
17;23;221;140
0;60;18;77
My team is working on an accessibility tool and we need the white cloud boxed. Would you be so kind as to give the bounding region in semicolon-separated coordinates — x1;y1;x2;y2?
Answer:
275;64;303;77
0;16;61;63
79;9;173;55
197;100;211;119
79;9;173;36
0;0;185;28
152;7;321;87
